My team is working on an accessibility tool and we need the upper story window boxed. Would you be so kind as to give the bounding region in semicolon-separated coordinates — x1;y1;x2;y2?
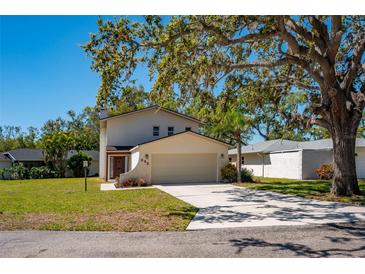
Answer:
153;126;160;136
168;126;174;136
185;127;191;131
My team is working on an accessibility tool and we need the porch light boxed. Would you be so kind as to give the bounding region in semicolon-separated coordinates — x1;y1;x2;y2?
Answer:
145;154;149;160
221;153;224;158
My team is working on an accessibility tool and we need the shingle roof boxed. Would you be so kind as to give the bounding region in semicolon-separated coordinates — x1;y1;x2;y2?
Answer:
4;148;44;161
3;149;100;162
100;105;202;124
0;154;11;161
228;138;365;155
106;146;135;151
67;150;100;161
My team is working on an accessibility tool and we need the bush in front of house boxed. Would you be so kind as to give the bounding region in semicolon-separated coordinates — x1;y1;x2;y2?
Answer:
315;163;334;180
67;152;92;177
221;163;254;183
29;166;55;179
114;177;149;188
0;164;30;180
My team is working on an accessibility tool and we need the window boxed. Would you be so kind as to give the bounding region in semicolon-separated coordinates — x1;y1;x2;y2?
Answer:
185;127;191;131
241;156;245;165
153;126;159;136
168;126;174;136
229;157;232;162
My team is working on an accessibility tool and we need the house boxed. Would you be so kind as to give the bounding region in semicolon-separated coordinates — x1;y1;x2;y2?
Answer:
1;148;99;176
3;148;45;169
228;138;365;179
99;105;230;184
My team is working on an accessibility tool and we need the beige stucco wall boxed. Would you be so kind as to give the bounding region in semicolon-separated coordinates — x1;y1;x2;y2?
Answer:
120;132;229;184
106;109;200;147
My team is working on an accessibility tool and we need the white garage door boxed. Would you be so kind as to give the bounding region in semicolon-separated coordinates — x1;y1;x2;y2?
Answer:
151;153;217;184
356;150;365;178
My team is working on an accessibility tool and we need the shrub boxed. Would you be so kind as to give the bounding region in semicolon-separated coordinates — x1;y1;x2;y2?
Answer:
3;164;30;180
114;178;148;188
315;163;334;180
29;166;55;179
67;152;92;177
221;163;254;183
221;163;237;182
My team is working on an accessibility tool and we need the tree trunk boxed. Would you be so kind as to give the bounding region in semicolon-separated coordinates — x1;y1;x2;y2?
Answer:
326;91;362;196
331;129;360;196
235;132;242;183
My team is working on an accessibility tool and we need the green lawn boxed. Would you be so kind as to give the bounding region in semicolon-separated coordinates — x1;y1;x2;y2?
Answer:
235;177;365;205
0;178;197;231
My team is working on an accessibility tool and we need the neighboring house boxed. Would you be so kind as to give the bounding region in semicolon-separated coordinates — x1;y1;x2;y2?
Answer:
228;138;365;179
100;105;230;183
1;148;99;176
66;150;100;177
0;154;11;169
3;148;44;169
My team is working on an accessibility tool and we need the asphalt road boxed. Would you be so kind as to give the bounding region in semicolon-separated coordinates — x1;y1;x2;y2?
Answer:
1;222;364;258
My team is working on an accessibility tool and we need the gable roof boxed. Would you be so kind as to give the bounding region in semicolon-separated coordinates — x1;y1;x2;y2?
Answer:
4;148;44;161
100;105;202;124
0;154;11;162
2;149;100;162
132;130;231;150
229;138;365;155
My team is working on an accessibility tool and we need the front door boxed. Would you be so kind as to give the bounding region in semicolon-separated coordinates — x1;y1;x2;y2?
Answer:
113;157;125;179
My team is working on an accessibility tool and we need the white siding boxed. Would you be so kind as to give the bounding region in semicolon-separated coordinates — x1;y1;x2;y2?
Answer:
356;148;365;178
131;150;140;169
99;122;107;179
263;151;301;179
106;109;200;146
302;150;333;179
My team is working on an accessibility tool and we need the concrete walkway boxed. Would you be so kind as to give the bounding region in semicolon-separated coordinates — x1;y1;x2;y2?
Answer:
155;184;365;230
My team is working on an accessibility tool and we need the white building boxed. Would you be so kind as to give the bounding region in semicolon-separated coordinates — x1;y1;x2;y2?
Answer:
99;105;229;183
228;138;365;179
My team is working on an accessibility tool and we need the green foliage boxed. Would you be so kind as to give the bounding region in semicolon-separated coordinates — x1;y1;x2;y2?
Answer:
29;166;55;179
221;163;237;182
40;131;73;177
221;163;253;183
0;164;29;180
0;126;39;152
315;164;334;180
67;152;92;177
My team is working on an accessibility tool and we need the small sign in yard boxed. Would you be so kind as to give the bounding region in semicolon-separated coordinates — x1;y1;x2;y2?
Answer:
83;161;88;192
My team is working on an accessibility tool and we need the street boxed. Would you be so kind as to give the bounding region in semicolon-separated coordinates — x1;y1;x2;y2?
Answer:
1;222;364;257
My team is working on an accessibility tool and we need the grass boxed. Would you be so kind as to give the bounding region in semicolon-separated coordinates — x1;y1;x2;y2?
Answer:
235;177;365;205
0;178;197;232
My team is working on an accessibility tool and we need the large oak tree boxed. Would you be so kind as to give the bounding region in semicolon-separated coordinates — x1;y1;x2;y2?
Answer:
84;16;365;196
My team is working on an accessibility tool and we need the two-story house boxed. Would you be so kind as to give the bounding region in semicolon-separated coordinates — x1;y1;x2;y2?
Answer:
99;105;229;184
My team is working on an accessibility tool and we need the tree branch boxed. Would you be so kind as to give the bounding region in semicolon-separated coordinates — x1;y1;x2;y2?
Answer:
343;38;365;92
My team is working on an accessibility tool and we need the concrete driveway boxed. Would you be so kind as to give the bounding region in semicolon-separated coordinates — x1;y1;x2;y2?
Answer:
155;184;365;230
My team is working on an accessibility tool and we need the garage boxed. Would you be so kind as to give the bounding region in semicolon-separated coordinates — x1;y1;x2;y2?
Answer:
151;153;217;184
119;131;230;185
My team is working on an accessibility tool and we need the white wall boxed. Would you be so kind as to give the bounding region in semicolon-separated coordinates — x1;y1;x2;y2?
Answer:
302;150;333;179
99;122;107;179
356;147;365;178
106;109;200;147
263;151;302;179
131;150;140;169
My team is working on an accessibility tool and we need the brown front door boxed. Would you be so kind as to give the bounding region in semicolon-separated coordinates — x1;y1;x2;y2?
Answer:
113;157;125;179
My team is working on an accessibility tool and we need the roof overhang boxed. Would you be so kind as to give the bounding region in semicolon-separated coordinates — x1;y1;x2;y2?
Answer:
100;105;203;125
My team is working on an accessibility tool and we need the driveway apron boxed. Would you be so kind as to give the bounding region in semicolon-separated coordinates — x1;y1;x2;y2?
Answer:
155;184;365;230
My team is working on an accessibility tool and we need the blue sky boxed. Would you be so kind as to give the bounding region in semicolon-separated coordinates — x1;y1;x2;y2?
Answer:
0;16;263;143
